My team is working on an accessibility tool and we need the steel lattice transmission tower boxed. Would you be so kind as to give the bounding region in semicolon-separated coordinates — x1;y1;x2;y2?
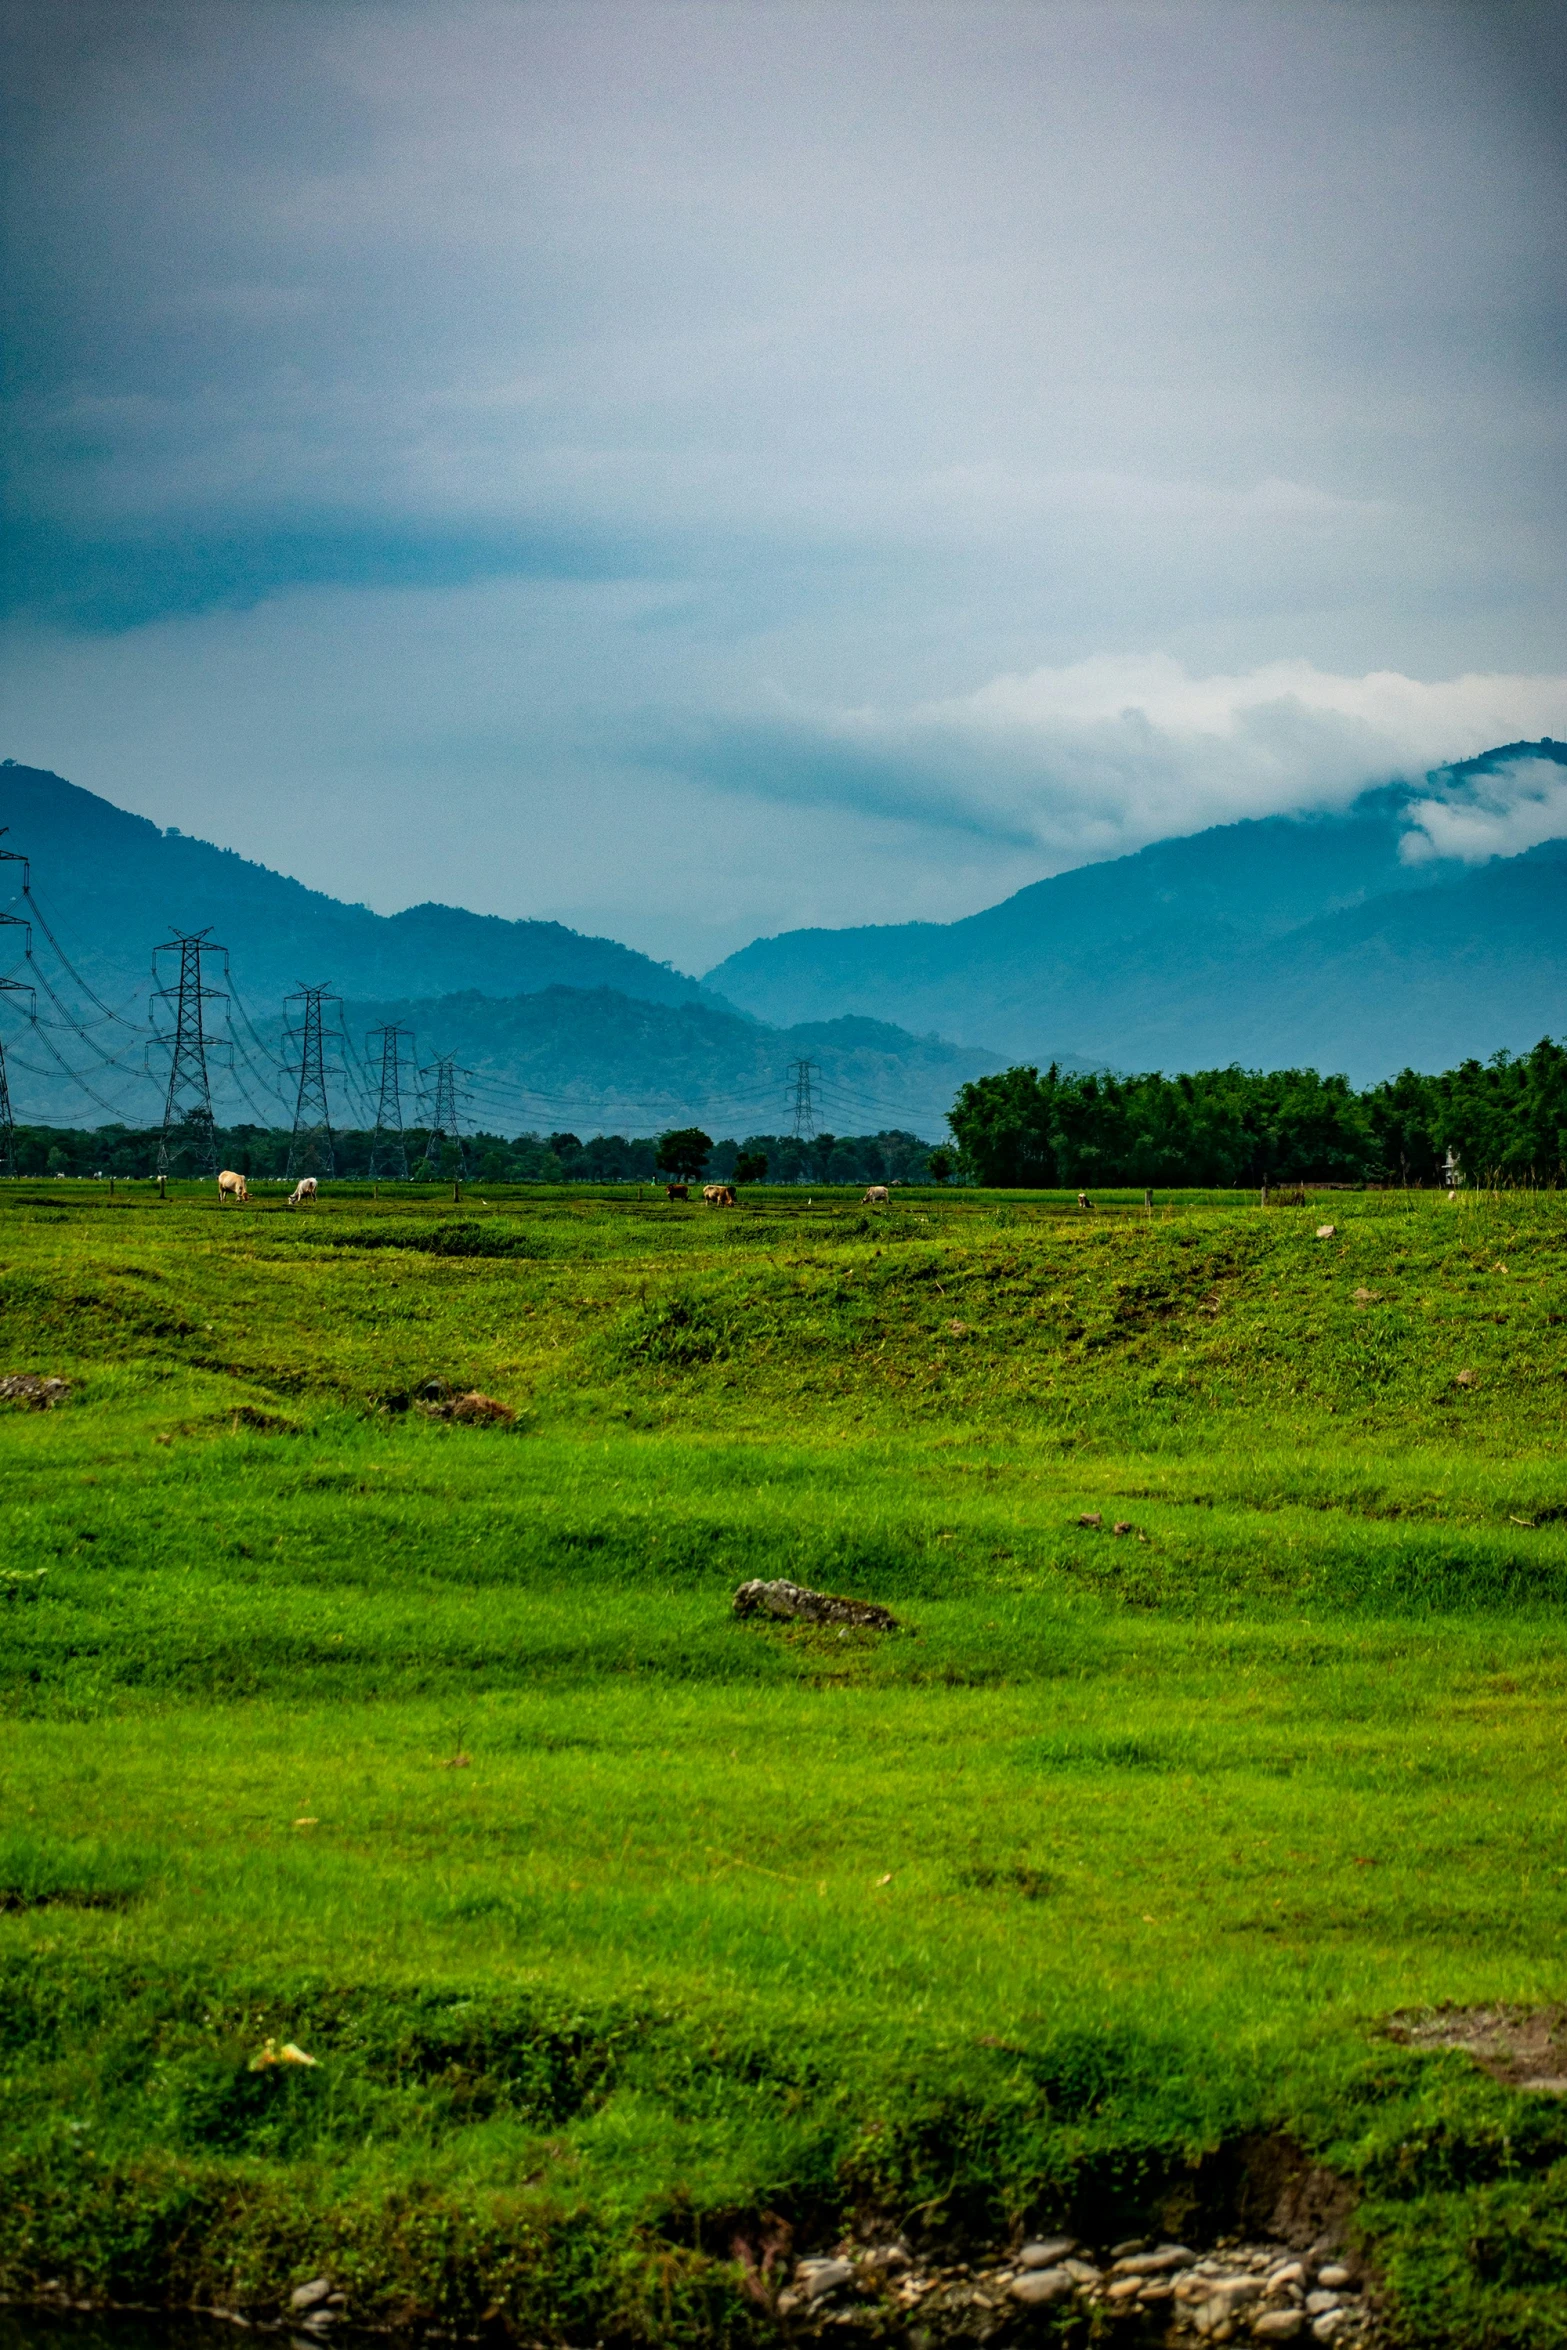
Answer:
285;983;340;1178
0;835;35;1177
0;965;33;1179
418;1054;466;1178
367;1023;414;1180
154;929;227;1176
788;1057;821;1143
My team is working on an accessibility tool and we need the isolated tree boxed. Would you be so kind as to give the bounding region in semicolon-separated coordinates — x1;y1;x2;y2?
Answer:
656;1126;713;1181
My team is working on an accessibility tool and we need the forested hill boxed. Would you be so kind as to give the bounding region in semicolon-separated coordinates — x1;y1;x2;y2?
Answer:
0;762;724;1013
705;742;1567;1084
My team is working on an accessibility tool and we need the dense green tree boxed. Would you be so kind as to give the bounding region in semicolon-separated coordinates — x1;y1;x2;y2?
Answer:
949;1042;1567;1188
655;1126;713;1181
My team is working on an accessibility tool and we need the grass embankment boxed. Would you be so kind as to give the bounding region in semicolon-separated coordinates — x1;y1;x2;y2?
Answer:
3;1181;1567;2345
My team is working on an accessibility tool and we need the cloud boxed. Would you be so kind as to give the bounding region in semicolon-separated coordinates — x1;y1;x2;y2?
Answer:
682;658;1567;867
1402;757;1567;865
2;2;1565;959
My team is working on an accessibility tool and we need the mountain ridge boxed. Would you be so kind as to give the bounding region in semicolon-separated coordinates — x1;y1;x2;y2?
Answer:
0;762;728;1015
0;763;1020;1134
703;742;1567;1082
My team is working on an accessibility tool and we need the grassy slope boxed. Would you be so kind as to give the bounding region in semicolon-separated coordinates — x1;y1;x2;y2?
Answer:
3;1181;1567;2345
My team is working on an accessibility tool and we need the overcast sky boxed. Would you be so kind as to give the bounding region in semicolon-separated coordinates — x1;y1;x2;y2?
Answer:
3;0;1565;969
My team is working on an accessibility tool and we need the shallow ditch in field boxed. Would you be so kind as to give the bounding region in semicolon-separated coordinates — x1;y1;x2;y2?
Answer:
4;2131;1378;2348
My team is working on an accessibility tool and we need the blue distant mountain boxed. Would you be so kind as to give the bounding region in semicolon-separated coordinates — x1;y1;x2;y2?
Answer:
703;742;1567;1084
0;761;726;1013
0;762;1011;1135
7;744;1565;1134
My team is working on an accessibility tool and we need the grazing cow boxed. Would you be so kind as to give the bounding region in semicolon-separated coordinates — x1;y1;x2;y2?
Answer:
217;1170;248;1205
862;1185;890;1205
702;1183;736;1207
665;1183;689;1201
287;1177;319;1208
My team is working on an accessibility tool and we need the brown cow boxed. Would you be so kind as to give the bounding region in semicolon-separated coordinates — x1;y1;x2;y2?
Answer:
702;1183;736;1207
217;1170;248;1204
862;1185;890;1205
665;1183;689;1201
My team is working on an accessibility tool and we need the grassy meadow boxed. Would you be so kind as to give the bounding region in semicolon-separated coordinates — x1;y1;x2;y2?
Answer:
3;1176;1567;2345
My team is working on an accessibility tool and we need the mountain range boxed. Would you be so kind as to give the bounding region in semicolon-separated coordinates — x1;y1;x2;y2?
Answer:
704;741;1567;1085
4;741;1565;1138
0;762;1008;1136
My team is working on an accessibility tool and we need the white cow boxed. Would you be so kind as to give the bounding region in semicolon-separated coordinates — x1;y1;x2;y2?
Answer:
217;1170;249;1204
862;1185;890;1205
287;1177;319;1208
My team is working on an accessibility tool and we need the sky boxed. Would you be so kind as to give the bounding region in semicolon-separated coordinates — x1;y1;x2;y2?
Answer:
2;0;1566;972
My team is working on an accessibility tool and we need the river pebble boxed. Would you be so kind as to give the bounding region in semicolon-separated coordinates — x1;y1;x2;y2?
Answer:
776;2225;1375;2342
1018;2236;1077;2267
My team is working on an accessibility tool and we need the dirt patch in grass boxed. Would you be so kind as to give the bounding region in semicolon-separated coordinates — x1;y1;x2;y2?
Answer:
1386;2004;1567;2093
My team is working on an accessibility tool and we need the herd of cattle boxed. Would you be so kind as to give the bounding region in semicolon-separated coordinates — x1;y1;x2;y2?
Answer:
666;1182;892;1205
217;1172;898;1209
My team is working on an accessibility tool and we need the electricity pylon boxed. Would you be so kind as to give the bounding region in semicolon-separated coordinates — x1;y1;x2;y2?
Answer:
285;983;339;1177
418;1054;466;1179
788;1058;820;1143
0;978;33;1179
367;1023;414;1180
0;835;32;1176
153;929;227;1175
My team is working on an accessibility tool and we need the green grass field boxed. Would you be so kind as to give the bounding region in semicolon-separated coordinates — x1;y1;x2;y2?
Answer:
4;1179;1567;2345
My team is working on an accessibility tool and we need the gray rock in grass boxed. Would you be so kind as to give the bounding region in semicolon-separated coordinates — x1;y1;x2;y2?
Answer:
289;2282;332;2313
0;1374;70;1408
732;1578;899;1631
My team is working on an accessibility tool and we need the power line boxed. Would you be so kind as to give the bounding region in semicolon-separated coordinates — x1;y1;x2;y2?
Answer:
17;874;146;1032
153;929;226;1175
284;983;339;1178
368;1023;415;1179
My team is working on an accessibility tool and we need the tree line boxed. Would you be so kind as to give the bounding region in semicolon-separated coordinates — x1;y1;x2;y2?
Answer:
5;1121;944;1187
19;1044;1567;1190
947;1039;1567;1189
